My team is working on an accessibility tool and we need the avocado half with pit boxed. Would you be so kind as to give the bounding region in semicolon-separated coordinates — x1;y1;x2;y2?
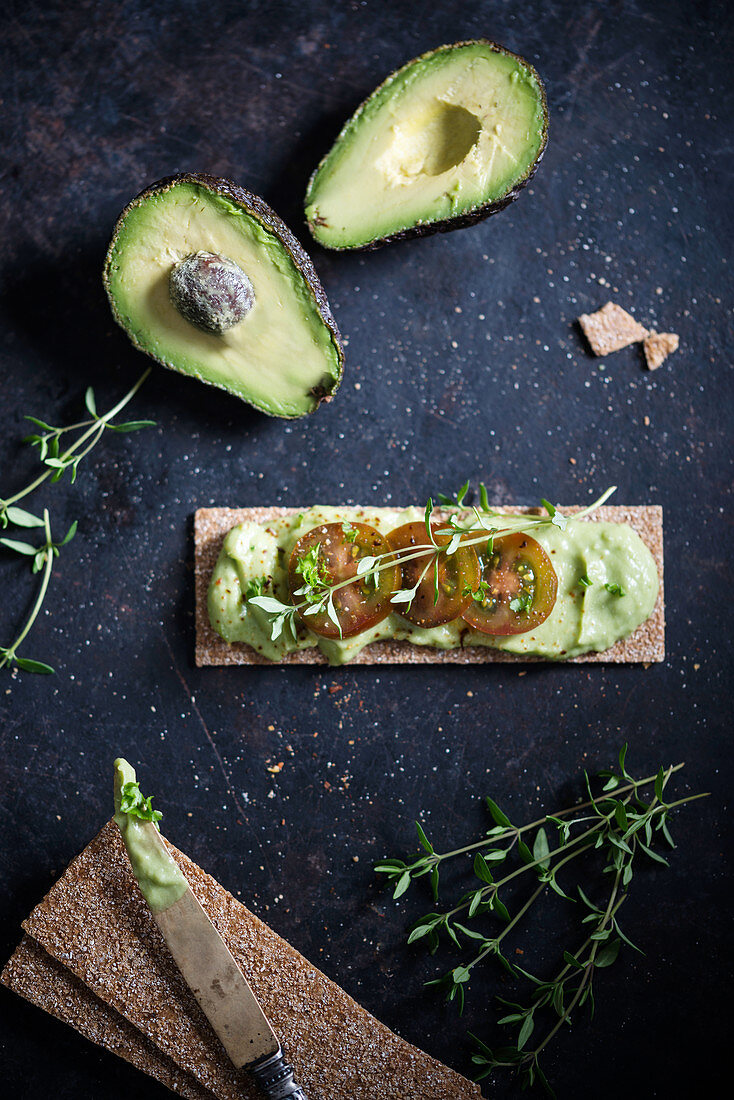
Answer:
305;40;548;250
104;174;344;418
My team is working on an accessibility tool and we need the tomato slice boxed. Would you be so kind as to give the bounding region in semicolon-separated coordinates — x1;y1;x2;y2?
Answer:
462;532;558;636
287;522;400;639
386;521;480;628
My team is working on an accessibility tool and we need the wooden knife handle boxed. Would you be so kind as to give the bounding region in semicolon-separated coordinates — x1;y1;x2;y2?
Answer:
250;1048;308;1099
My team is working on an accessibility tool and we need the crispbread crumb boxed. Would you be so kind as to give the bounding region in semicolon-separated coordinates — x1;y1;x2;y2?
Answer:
578;301;649;356
643;331;679;370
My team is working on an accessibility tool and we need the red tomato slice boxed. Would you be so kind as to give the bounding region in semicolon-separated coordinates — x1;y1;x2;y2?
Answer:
386;521;480;628
287;522;400;639
462;531;558;636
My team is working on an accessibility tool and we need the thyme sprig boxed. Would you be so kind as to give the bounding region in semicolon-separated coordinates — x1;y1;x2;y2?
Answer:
248;484;617;638
0;370;154;674
375;748;708;1095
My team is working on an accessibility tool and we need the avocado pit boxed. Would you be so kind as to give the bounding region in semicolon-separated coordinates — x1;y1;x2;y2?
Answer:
169;250;255;334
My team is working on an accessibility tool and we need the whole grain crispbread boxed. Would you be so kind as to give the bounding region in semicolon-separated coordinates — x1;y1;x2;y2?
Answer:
1;935;210;1099
194;505;665;666
16;821;480;1100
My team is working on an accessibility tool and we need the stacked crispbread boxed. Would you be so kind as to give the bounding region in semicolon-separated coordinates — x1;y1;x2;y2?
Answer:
1;822;480;1100
195;504;665;665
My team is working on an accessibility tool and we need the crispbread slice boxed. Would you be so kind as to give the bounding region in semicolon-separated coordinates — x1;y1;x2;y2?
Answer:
194;505;665;666
17;821;480;1100
1;935;210;1100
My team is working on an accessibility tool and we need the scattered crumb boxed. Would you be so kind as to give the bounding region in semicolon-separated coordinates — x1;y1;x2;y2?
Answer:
569;457;577;465
643;331;680;370
644;415;650;426
578;301;649;356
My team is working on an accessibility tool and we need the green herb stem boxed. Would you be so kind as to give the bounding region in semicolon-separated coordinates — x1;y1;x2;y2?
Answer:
378;748;708;1095
388;765;686;882
533;876;626;1063
0;509;54;671
1;370;154;674
2;367;150;510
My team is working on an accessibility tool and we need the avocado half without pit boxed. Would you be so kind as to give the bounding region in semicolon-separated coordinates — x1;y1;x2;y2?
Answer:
104;174;344;418
305;40;548;250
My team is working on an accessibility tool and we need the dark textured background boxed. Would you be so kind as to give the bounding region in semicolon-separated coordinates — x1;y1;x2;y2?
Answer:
1;1;732;1096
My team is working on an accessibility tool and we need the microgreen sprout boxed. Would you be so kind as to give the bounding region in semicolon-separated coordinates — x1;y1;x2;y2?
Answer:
0;370;154;674
247;484;617;631
118;779;163;828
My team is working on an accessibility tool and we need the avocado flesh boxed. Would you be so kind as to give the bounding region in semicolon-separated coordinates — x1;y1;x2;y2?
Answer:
105;177;343;418
306;41;548;250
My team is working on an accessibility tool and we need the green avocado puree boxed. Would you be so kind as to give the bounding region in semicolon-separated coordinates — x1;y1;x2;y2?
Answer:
113;758;187;913
207;507;659;667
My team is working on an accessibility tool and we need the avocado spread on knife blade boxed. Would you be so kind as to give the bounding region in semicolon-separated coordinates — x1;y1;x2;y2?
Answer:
113;758;187;913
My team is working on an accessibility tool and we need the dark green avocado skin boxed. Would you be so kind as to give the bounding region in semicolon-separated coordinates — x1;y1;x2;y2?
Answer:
103;173;345;417
305;40;549;252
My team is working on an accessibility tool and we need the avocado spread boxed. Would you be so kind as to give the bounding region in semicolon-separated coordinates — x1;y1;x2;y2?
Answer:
113;758;187;913
208;508;659;666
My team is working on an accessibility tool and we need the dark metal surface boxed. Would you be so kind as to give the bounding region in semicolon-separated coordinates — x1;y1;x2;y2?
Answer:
0;1;731;1097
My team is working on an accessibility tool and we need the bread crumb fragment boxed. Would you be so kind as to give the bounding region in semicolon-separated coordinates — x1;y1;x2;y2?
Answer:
578;301;649;356
643;331;679;370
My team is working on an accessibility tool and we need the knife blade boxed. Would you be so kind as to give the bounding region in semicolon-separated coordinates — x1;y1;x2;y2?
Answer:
113;759;307;1099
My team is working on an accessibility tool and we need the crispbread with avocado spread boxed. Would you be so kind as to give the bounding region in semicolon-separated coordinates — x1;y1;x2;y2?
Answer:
3;821;479;1100
195;504;664;666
